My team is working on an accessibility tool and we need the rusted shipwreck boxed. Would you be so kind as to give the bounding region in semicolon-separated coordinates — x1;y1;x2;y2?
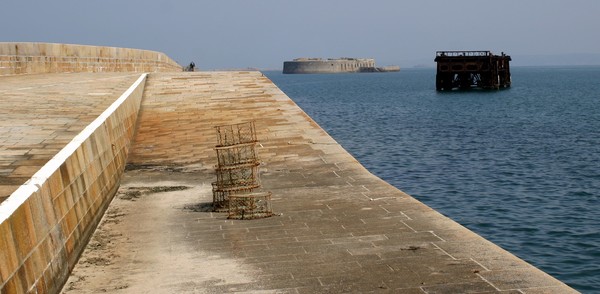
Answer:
434;51;511;90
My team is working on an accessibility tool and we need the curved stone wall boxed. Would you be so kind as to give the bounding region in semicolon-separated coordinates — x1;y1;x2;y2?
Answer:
283;58;375;74
0;42;182;75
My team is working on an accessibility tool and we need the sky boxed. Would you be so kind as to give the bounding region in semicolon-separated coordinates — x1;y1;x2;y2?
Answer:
2;0;600;69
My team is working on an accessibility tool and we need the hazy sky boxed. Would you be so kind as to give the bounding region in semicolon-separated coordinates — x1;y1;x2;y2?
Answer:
2;0;600;69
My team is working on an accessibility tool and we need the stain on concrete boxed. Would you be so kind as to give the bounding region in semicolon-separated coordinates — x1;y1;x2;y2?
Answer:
183;202;214;212
117;186;190;201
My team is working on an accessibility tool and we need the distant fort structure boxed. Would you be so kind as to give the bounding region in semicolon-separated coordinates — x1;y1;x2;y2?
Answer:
283;57;399;74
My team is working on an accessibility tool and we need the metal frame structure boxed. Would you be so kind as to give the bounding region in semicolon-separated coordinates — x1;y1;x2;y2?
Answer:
215;121;257;147
212;182;259;212
211;121;273;219
215;162;261;190
434;51;511;90
215;142;259;167
228;192;273;220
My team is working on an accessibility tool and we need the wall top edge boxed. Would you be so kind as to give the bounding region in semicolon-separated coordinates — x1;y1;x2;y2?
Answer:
0;42;164;55
0;184;38;224
0;42;181;67
0;73;148;225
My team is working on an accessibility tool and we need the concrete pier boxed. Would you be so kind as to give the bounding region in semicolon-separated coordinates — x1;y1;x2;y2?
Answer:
61;72;574;293
0;43;577;293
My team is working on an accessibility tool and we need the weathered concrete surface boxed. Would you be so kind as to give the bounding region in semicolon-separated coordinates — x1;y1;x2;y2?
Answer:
0;72;147;293
63;72;577;293
0;73;141;203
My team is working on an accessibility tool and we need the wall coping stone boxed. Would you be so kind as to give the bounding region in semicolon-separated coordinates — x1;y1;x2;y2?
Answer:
0;42;181;74
0;73;148;224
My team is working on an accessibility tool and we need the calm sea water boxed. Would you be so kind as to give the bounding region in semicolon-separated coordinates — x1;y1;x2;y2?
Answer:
265;67;600;293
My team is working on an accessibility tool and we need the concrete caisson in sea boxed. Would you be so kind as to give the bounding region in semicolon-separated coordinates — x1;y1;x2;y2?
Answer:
283;57;400;74
434;50;511;90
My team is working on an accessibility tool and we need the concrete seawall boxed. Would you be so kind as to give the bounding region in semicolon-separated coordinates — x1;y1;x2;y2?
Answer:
0;43;578;293
0;42;181;75
65;71;575;293
0;74;146;293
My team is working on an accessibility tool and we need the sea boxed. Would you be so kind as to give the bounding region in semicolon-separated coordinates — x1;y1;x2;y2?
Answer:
265;67;600;293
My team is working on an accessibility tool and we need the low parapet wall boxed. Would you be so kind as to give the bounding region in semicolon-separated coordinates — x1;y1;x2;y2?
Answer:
0;74;146;293
0;42;182;75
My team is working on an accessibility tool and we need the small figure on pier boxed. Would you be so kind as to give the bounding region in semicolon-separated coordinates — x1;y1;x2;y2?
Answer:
186;61;195;72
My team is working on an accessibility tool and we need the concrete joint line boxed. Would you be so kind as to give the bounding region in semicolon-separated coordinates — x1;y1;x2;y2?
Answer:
369;197;396;201
475;272;503;292
470;258;491;272
361;192;374;201
430;242;458;260
427;230;445;242
317;277;326;287
400;212;412;220
319;155;327;164
401;221;418;233
333;162;343;171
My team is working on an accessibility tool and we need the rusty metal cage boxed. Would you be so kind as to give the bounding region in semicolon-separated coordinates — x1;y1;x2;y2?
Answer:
215;121;257;147
214;162;261;190
214;142;259;167
212;182;227;212
227;192;273;220
212;120;273;218
212;182;258;212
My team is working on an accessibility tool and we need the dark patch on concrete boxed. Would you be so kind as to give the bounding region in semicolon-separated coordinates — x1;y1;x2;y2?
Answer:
125;163;193;173
63;275;86;292
402;246;422;251
82;257;111;266
103;207;126;224
117;186;190;201
183;202;214;212
146;186;190;193
119;189;143;201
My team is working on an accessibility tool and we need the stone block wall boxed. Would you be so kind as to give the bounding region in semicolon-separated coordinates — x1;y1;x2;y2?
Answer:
0;42;182;75
0;74;147;293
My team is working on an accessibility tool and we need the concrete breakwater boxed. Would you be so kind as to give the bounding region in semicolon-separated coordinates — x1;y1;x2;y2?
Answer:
283;57;399;74
0;44;576;293
72;71;574;292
